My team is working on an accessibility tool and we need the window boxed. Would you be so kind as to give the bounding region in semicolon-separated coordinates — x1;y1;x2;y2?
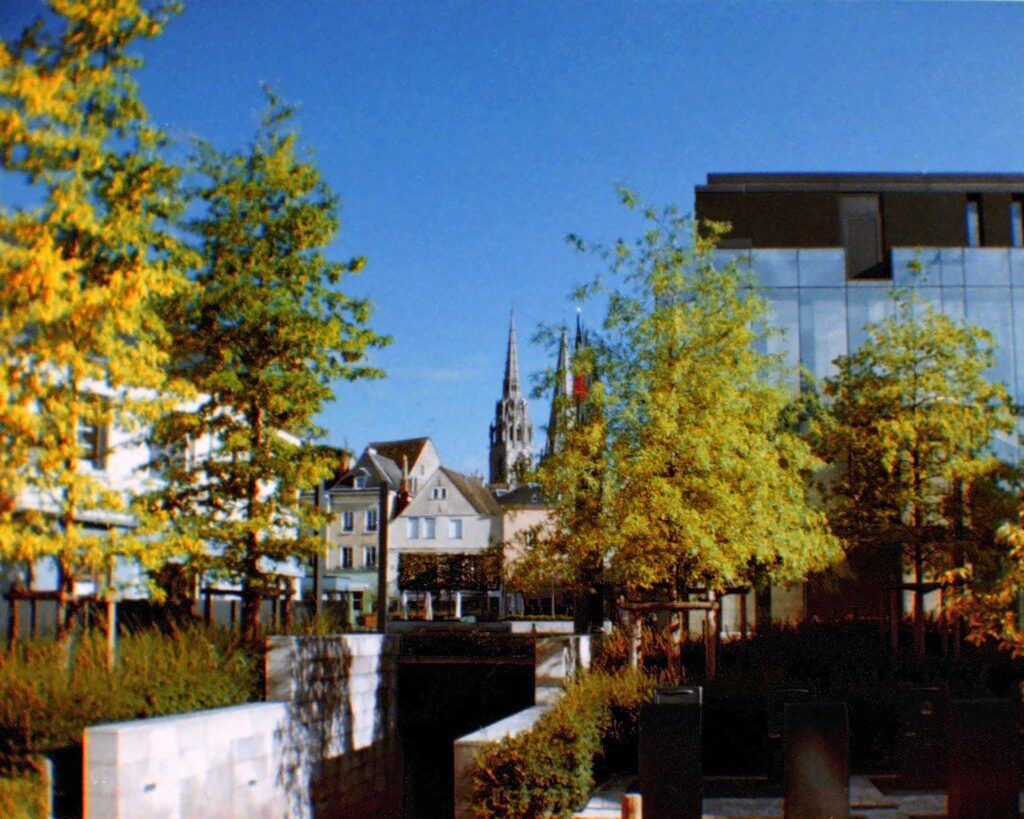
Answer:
364;545;378;569
407;517;420;539
409;477;418;495
366;508;378;531
839;196;883;279
432;486;447;500
78;418;108;471
966;196;982;247
341;547;354;569
353;475;367;489
341;511;354;532
448;518;462;539
422;517;436;539
1012;199;1023;248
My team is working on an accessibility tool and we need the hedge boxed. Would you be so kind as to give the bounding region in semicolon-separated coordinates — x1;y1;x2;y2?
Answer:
470;670;658;818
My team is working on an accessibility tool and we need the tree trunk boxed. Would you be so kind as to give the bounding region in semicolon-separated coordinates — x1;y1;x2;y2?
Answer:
705;591;718;681
241;569;263;644
628;611;641;671
913;543;926;655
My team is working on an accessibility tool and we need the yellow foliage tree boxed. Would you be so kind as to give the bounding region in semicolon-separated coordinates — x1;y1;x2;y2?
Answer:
0;1;192;632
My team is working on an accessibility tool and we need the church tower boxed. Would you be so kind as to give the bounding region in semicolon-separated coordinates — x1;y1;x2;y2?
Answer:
489;313;534;484
544;326;573;460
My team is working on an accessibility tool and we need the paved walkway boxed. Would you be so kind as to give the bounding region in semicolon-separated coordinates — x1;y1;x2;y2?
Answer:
573;774;968;818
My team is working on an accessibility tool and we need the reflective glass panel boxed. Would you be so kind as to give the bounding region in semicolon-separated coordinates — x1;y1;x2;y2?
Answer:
799;288;847;384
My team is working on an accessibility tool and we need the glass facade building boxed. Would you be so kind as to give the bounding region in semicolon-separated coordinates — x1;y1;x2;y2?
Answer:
712;246;1023;464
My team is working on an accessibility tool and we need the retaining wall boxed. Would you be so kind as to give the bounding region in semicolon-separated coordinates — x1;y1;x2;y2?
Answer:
84;633;400;818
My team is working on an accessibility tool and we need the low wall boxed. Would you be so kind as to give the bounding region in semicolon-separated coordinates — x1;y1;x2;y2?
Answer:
85;703;288;818
84;633;400;819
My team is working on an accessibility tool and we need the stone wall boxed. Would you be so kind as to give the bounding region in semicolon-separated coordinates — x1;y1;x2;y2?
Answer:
85;703;289;818
266;633;401;818
84;633;400;819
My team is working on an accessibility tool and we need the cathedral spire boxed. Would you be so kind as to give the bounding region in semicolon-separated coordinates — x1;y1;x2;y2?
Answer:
489;311;533;484
503;311;521;397
545;325;573;460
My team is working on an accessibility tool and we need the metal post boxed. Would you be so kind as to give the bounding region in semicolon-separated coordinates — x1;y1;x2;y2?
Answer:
312;481;326;619
377;482;389;634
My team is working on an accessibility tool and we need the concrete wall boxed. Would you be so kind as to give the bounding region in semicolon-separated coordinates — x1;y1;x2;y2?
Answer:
85;703;288;819
84;633;400;819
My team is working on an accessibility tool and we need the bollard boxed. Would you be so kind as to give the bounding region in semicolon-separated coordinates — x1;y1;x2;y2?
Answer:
783;701;849;819
767;688;810;789
948;698;1019;819
897;687;947;790
639;690;702;819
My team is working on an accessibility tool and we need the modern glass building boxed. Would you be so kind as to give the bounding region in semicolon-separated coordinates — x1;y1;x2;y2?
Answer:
698;173;1024;465
696;173;1024;622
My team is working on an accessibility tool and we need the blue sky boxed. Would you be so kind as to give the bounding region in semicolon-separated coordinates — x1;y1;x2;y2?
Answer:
4;1;1024;476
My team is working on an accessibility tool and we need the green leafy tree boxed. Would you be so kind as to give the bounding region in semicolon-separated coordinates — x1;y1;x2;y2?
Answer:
533;193;841;613
142;95;388;641
0;0;191;633
818;273;1014;652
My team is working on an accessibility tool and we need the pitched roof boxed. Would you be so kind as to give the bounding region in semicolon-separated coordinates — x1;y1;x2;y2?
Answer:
441;467;503;516
367;438;431;472
492;483;548;509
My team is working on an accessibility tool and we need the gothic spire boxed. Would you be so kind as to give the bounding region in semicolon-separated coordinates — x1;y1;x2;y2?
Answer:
503;310;521;397
545;325;573;459
490;310;533;484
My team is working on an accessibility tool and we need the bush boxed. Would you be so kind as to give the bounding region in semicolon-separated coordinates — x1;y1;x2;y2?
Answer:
471;670;658;818
0;625;259;770
0;758;49;818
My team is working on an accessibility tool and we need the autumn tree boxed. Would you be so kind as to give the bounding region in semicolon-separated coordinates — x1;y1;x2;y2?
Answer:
142;95;388;641
0;0;192;633
818;274;1014;653
533;193;841;633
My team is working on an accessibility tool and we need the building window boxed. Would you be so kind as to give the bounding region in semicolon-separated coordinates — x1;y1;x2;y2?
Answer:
78;419;108;471
341;547;354;569
966;196;982;247
353;474;367;489
342;511;354;532
409;477;418;495
1012;199;1023;248
364;545;378;569
423;517;436;539
839;196;883;279
407;517;420;539
366;508;378;531
432;486;447;500
448;518;462;539
352;591;364;612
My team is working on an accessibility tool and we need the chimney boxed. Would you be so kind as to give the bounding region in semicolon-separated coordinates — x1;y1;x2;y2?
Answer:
397;455;411;512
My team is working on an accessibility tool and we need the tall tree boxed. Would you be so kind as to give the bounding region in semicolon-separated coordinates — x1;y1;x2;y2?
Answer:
818;273;1014;652
533;193;840;612
143;95;388;641
0;0;191;632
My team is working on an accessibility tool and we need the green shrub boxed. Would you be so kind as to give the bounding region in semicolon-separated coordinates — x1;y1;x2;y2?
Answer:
0;625;258;770
471;670;658;818
0;758;49;818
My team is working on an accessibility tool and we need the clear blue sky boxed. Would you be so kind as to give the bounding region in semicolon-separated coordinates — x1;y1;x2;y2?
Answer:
4;1;1024;477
